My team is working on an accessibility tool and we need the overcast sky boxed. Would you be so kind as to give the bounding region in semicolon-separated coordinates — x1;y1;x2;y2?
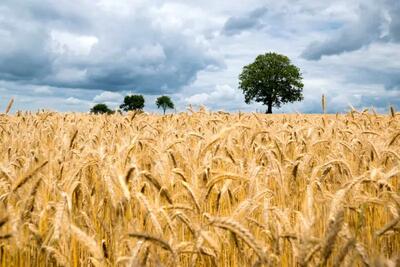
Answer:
0;0;399;113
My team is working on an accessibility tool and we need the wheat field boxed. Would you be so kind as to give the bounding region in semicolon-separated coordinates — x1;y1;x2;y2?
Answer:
0;108;399;266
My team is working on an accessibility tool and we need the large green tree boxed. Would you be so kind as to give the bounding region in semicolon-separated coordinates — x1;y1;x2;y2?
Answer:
120;95;145;112
156;96;174;115
239;52;304;113
90;103;113;114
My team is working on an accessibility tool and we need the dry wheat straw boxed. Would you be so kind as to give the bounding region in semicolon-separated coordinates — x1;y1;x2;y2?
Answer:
4;98;14;114
1;109;399;267
206;214;268;263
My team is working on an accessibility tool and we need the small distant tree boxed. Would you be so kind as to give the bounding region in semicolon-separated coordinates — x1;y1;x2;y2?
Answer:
156;96;174;115
239;52;304;113
90;103;113;114
120;95;145;112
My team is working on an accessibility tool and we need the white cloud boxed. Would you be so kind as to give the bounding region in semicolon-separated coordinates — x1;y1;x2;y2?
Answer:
93;91;123;103
184;84;254;111
185;93;209;105
50;30;98;55
64;97;88;105
209;84;238;101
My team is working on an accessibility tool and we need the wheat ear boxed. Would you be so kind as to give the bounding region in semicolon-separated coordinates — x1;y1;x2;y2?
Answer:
0;216;8;228
70;224;104;260
5;98;14;114
333;238;355;267
318;188;346;266
12;161;48;192
206;214;267;263
128;232;175;255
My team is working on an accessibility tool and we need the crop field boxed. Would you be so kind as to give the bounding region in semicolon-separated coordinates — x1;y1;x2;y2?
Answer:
0;109;399;266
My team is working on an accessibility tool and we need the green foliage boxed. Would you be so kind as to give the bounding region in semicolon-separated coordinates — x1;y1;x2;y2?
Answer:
120;95;145;111
156;96;174;114
90;103;113;114
239;52;304;113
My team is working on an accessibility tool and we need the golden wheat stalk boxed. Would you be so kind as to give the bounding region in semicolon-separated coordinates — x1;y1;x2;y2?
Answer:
389;106;395;118
136;192;163;236
0;216;8;228
52;199;66;241
4;98;14;114
375;217;400;236
206;214;268;263
70;224;104;260
12;161;48;192
1;109;399;266
128;232;175;256
333;237;355;267
322;94;326;114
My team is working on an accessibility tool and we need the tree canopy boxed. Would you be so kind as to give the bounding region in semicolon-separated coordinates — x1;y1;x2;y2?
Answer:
156;96;174;115
239;52;304;113
90;103;113;114
120;95;145;112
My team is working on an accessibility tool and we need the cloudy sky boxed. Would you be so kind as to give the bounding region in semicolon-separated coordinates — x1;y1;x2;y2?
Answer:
0;0;399;113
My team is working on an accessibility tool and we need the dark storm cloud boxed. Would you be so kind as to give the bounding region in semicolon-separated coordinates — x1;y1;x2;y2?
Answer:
1;0;92;33
222;6;268;36
301;5;383;60
347;68;400;91
388;1;400;41
0;0;223;94
0;3;54;80
45;32;220;93
302;1;400;60
0;0;399;113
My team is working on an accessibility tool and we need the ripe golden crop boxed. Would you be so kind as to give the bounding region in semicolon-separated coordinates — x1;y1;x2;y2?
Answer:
0;109;399;266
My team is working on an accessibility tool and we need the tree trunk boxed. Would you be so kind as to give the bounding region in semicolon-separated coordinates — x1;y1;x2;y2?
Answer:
266;102;272;114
